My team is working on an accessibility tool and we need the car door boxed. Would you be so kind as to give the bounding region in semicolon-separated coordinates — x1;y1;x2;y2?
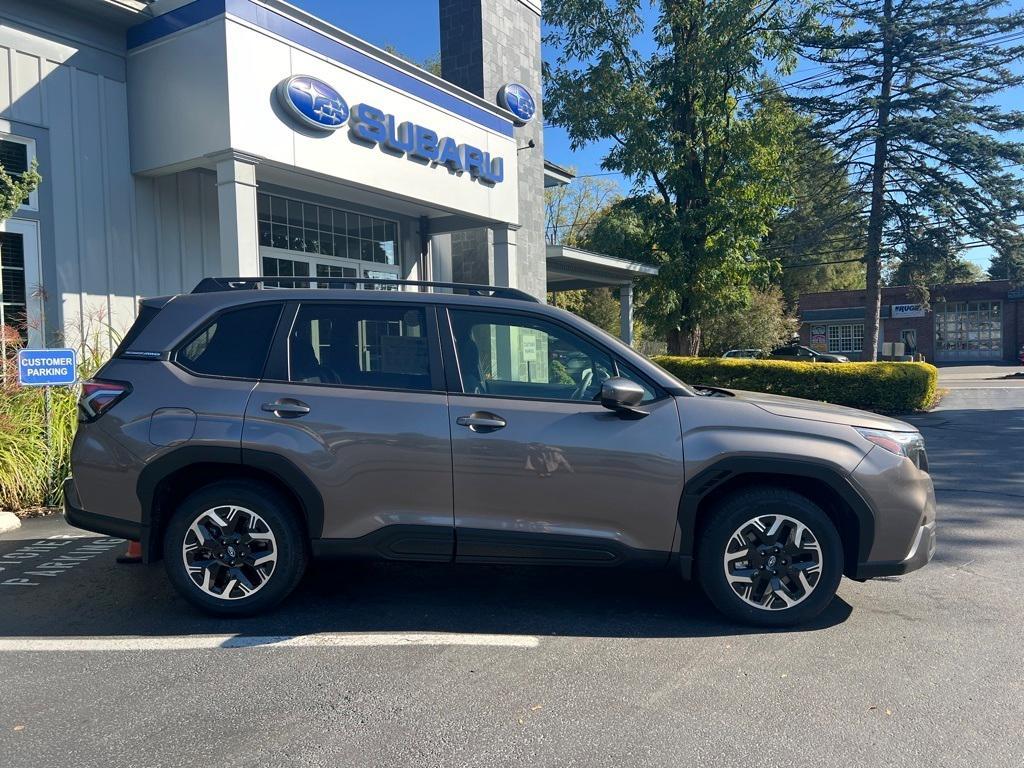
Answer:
443;306;685;565
242;300;454;559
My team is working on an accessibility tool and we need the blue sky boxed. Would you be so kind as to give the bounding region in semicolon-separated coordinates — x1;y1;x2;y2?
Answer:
287;0;613;179
290;0;1024;271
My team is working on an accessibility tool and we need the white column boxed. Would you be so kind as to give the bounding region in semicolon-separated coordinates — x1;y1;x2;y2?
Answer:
215;153;260;277
491;225;518;289
620;282;634;346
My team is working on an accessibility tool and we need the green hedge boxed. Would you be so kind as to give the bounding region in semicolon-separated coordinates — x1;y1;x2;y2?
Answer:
651;356;938;413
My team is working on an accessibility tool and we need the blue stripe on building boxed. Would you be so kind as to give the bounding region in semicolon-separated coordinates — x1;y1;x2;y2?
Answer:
126;0;515;137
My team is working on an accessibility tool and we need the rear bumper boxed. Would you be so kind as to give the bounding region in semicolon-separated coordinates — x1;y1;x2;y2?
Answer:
854;519;936;579
63;477;144;542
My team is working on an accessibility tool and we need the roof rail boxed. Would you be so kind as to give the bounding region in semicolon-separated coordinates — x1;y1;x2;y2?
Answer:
191;276;539;303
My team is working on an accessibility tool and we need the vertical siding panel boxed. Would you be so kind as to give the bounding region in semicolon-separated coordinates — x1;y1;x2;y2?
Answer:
102;76;136;338
43;61;83;346
179;170;204;290
155;174;182;295
10;50;42;124
132;177;160;299
200;170;220;277
0;46;11;117
72;68;109;349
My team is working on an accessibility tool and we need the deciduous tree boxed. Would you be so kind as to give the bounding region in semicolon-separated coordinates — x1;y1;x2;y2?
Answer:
544;0;814;354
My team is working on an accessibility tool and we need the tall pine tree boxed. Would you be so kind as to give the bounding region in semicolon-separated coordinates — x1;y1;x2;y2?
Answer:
792;0;1024;359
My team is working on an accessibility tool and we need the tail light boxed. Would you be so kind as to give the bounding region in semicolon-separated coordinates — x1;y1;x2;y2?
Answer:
79;379;132;422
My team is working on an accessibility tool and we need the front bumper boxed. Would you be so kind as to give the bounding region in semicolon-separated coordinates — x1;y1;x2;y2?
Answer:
63;477;144;542
849;444;937;579
854;519;936;579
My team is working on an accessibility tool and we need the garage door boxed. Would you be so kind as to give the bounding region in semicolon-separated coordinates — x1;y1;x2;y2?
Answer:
934;301;1003;362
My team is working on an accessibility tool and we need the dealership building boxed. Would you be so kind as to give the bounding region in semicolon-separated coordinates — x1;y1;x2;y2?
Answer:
0;0;654;351
798;280;1024;363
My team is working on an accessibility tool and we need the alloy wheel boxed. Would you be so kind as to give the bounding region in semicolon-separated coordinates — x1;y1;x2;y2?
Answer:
722;513;823;611
181;505;278;600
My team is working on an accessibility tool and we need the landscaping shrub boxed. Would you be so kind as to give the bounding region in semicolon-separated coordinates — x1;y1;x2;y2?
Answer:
651;356;938;413
1;331;109;512
0;382;79;510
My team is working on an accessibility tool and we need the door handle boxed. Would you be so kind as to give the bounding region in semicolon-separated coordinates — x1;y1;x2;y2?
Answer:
261;399;311;418
456;412;507;432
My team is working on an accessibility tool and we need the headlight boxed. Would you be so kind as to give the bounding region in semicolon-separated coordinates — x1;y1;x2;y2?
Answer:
856;428;928;469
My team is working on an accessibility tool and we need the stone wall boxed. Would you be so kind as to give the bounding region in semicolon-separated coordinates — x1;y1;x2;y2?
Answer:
439;0;546;299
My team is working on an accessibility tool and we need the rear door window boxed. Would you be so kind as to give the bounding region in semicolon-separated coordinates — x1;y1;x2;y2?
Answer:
288;303;435;391
176;304;282;379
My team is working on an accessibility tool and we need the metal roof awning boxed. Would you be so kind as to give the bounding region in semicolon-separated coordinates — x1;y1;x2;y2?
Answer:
544;160;576;188
546;245;658;290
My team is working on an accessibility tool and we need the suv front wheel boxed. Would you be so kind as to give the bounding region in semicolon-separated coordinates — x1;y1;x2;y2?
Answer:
163;481;308;616
697;487;844;627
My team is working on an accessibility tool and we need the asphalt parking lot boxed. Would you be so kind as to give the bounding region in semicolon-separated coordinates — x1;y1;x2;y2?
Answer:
1;365;1022;767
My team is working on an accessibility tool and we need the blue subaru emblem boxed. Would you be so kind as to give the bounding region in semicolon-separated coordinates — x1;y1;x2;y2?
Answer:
277;75;349;131
497;83;536;125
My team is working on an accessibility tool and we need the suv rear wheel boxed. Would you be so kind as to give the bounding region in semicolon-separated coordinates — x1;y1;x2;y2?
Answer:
162;481;308;616
697;487;843;627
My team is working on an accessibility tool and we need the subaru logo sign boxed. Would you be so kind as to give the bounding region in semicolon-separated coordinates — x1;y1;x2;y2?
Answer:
276;75;349;131
497;83;536;125
274;75;505;185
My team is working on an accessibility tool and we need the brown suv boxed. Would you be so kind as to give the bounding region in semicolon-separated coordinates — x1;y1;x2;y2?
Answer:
65;278;935;626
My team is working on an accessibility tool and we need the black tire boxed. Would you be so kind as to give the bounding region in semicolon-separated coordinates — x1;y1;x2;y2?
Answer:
162;481;308;617
696;486;843;628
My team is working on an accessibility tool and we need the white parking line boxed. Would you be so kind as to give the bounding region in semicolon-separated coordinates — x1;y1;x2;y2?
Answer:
0;632;539;652
942;386;1024;390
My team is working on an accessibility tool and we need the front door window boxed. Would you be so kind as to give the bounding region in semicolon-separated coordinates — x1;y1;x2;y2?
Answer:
448;309;616;401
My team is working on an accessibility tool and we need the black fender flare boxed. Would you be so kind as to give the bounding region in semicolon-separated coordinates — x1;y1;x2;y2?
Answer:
136;445;325;548
677;457;876;578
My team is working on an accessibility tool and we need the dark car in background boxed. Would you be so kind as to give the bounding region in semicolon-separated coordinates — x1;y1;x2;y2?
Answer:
770;345;850;363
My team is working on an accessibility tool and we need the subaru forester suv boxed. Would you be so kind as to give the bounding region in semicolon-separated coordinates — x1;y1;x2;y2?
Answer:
65;278;935;626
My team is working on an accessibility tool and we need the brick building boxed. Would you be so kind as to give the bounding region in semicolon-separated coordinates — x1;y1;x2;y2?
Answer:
798;280;1024;363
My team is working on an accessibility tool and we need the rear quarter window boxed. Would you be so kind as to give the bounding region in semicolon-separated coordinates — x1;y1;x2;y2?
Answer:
113;304;162;357
176;304;282;379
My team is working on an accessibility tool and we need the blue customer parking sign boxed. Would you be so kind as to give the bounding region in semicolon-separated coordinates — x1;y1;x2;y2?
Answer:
17;348;77;386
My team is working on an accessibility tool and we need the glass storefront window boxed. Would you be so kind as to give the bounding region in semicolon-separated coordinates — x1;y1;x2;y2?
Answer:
257;192;399;267
262;255;310;288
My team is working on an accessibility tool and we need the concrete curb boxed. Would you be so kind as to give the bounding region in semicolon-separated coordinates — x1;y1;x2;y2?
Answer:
0;511;22;535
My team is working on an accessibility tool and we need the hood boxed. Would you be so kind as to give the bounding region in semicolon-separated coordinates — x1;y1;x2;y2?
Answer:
723;389;917;431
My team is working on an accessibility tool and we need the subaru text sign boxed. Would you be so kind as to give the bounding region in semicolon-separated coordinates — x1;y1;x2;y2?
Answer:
18;348;77;387
497;83;536;124
275;75;505;185
276;75;350;130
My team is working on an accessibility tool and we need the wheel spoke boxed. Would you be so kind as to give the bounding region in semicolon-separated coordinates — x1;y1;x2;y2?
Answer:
770;576;797;607
205;509;229;529
727;567;757;584
789;560;820;573
252;551;276;568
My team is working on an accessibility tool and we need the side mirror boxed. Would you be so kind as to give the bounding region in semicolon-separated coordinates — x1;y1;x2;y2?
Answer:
600;377;648;419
